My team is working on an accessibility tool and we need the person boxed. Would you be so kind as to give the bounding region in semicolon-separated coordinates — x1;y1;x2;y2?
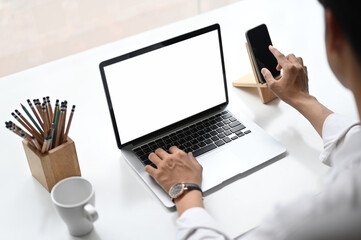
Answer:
145;0;361;239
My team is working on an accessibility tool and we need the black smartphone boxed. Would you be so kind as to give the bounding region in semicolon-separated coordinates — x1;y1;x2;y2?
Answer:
246;24;280;83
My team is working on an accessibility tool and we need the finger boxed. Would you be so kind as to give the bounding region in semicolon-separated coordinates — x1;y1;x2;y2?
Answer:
154;148;168;160
169;146;181;154
286;54;298;64
148;152;162;166
261;68;275;85
297;57;304;66
269;46;288;66
188;152;199;164
144;164;157;177
276;63;282;71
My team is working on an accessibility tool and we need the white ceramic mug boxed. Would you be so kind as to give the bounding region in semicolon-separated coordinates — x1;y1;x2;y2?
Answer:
51;176;98;236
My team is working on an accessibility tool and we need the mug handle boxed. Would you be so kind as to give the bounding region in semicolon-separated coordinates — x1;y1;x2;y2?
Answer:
84;204;98;222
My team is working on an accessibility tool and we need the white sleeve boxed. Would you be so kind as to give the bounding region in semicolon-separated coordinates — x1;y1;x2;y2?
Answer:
240;114;361;240
320;113;359;166
176;113;361;240
176;207;231;240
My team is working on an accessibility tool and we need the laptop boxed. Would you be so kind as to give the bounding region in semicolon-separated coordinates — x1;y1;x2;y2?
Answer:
99;24;286;208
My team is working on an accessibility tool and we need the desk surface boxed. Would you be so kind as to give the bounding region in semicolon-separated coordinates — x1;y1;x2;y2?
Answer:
0;0;358;239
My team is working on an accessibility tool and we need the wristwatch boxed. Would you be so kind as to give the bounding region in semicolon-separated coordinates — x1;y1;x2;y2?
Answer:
169;183;203;202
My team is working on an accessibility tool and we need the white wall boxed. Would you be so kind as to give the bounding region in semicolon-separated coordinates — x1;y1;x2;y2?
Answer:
0;0;240;77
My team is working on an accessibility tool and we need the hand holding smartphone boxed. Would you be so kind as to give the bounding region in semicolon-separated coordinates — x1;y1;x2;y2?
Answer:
246;24;280;83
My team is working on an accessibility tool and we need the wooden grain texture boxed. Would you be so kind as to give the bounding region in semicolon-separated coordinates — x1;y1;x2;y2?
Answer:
22;138;81;192
232;43;277;104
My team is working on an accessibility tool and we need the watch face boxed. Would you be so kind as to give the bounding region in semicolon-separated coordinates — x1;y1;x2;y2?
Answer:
169;183;184;198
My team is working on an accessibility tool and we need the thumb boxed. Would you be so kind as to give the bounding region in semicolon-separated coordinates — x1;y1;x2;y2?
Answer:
188;152;199;164
261;68;275;84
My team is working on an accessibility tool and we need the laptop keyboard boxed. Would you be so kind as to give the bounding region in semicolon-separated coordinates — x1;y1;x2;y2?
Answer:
133;111;251;168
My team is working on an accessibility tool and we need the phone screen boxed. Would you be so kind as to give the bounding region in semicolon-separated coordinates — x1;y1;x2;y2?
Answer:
246;24;280;83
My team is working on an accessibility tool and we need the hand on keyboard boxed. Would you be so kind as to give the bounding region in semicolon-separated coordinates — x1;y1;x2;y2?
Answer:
144;146;202;193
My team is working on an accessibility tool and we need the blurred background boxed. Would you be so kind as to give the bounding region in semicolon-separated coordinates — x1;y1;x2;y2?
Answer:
0;0;240;77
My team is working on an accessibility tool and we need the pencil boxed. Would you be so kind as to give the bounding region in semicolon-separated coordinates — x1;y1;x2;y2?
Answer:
47;123;54;150
12;112;34;137
52;106;60;148
5;121;21;137
16;121;35;142
15;110;34;132
21;103;43;136
9;121;28;135
52;99;59;124
5;121;10;130
58;101;63;144
7;97;77;152
45;97;51;126
64;105;75;143
60;101;67;144
41;136;51;153
31;136;42;151
10;122;22;137
55;106;64;147
20;132;35;147
27;99;44;129
47;96;54;123
42;103;49;138
8;121;24;137
43;98;50;125
14;111;43;145
46;137;52;152
35;99;46;124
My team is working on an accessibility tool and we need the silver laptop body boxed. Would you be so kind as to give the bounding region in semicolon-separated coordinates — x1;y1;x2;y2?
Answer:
99;24;286;208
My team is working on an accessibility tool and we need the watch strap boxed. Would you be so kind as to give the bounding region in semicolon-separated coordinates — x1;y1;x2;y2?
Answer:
183;183;203;196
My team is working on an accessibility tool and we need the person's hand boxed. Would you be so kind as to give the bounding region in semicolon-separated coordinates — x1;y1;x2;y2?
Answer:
261;45;310;108
145;147;203;193
262;45;333;137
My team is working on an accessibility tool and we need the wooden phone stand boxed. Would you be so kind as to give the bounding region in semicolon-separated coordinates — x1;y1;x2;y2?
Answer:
232;43;277;104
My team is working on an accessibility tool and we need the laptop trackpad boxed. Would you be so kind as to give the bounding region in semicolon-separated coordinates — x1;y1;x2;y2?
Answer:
199;148;246;191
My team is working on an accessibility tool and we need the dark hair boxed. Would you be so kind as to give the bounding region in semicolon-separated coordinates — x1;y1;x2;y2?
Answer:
318;0;361;64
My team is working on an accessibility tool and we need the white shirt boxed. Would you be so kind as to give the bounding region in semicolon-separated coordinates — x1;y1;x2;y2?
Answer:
176;113;361;240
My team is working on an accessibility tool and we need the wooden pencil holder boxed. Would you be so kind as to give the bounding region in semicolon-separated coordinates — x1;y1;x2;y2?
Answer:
232;43;278;104
22;138;81;192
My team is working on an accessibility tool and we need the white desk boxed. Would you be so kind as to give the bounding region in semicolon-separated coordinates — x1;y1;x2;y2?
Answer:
0;0;358;239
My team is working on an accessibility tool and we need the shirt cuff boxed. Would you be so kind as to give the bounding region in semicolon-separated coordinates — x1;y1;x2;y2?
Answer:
176;207;230;240
320;113;359;165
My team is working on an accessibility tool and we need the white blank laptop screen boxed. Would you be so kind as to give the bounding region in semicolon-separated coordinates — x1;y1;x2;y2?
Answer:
104;29;227;144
